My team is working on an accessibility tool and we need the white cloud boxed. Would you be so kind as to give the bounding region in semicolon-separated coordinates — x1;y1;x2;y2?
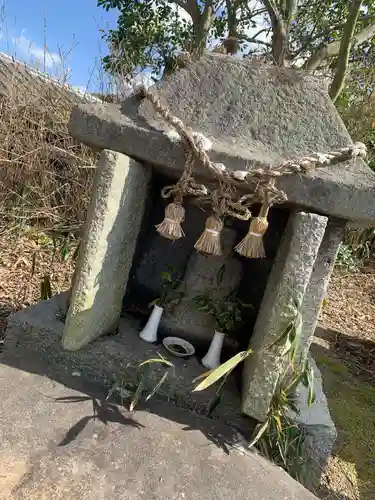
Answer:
11;32;62;69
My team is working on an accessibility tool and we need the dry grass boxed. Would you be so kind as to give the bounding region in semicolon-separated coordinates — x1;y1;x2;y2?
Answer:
0;231;76;338
0;78;97;235
322;269;375;344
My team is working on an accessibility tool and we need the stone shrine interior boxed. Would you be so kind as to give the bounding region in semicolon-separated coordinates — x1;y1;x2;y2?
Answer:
122;168;290;358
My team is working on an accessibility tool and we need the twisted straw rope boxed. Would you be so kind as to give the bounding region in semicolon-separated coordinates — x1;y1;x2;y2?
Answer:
140;86;367;208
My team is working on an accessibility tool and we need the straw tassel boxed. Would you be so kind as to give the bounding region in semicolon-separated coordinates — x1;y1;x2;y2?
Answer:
194;216;224;256
156;202;185;240
235;204;270;258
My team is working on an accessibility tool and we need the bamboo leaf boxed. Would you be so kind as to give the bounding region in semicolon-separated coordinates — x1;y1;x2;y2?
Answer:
216;264;225;286
161;271;172;282
206;392;222;417
145;371;169;401
60;237;69;262
249;420;269;448
129;377;145;412
269;322;294;350
192;369;214;384
193;350;252;392
307;366;316;406
138;358;174;368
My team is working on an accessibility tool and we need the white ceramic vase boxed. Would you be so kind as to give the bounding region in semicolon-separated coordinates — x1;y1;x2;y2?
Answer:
201;331;225;369
139;305;163;343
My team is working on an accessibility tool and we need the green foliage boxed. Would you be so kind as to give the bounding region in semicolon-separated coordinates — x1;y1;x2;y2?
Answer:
194;289;315;479
336;227;375;272
269;291;303;363
99;0;375;103
193;265;251;334
98;0;193;77
291;0;375;61
335;243;363;272
247;293;315;479
107;353;175;411
151;265;185;309
193;350;252;391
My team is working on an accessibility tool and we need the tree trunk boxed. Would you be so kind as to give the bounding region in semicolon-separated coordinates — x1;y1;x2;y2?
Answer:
191;3;213;58
224;0;239;55
264;0;296;66
329;0;363;102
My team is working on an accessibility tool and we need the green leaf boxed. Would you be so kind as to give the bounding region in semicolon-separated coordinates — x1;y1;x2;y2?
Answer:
192;368;213;384
281;326;296;356
161;271;172;282
193;350;252;392
129;376;145;412
206;392;222;417
249;420;269;448
307;365;316;406
138;357;174;368
60;237;69;262
145;371;169;401
269;322;293;351
216;264;225;286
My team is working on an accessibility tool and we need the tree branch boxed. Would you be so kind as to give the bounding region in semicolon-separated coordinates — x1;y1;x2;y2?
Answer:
173;0;195;18
244;6;267;19
237;34;272;47
329;0;363;102
305;20;375;70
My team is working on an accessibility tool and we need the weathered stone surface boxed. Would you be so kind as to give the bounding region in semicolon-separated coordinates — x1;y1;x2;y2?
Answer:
62;150;150;351
292;357;338;492
298;217;346;361
68;54;375;222
161;227;243;346
0;361;318;500
4;293;246;430
242;211;328;421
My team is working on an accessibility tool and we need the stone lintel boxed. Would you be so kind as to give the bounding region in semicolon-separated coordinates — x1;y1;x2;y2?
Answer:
241;211;328;421
68;102;375;223
62;150;150;351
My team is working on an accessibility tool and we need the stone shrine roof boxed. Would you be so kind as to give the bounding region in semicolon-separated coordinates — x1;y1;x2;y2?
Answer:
68;53;375;222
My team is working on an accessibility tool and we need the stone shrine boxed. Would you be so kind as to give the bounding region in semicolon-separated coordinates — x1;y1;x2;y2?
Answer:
6;54;375;432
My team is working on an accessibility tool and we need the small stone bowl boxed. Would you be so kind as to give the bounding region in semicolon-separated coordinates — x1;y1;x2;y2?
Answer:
163;337;195;358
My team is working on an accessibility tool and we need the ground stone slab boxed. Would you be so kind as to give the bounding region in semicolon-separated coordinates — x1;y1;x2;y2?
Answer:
62;150;150;351
68;54;375;222
0;360;318;500
4;293;246;430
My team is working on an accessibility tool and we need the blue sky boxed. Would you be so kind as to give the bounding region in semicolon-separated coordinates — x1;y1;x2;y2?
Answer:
1;0;118;91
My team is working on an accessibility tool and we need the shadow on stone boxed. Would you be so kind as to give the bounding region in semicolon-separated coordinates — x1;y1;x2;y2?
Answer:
54;396;145;446
1;349;248;455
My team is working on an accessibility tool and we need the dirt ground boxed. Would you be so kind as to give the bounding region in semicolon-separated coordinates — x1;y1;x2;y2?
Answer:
0;233;374;499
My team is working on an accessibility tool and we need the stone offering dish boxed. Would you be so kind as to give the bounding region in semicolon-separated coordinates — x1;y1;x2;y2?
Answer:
163;337;195;358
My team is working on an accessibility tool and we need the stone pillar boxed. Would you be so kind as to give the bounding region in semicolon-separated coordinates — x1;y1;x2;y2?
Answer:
241;211;328;421
298;217;346;362
62;150;150;351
